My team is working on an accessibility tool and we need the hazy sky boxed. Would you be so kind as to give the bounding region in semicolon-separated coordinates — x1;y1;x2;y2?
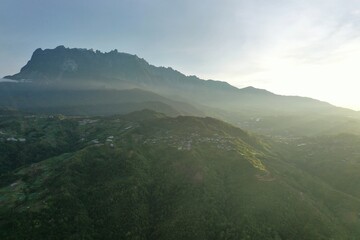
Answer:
1;0;360;110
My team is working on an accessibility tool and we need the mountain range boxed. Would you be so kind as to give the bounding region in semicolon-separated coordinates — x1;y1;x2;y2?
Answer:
3;46;360;137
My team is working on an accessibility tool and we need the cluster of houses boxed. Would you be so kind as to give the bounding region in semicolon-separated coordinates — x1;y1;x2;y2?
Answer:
79;121;140;150
0;131;27;143
79;119;99;126
106;136;115;148
5;137;26;142
90;136;115;148
143;132;238;151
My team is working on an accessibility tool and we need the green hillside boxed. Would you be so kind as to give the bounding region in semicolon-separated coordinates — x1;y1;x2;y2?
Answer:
273;134;360;199
1;110;360;239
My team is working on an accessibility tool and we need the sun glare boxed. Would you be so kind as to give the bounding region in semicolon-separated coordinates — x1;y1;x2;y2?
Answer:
226;37;360;110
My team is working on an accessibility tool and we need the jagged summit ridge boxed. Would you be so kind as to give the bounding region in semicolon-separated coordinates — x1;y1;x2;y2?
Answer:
5;46;237;92
3;45;341;114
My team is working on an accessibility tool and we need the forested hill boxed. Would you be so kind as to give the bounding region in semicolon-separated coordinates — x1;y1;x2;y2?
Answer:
1;110;360;239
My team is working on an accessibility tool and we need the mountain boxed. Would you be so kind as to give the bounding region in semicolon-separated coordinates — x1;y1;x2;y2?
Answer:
3;46;360;136
3;46;335;111
4;46;237;96
2;110;360;239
